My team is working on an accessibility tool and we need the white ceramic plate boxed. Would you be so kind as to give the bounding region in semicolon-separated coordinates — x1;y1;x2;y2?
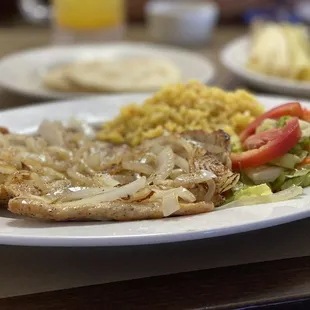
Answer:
220;36;310;98
0;42;215;99
1;93;310;247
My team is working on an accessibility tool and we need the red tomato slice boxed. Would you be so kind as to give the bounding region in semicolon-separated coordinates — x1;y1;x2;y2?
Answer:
232;117;301;170
302;107;310;122
240;102;303;143
243;128;281;150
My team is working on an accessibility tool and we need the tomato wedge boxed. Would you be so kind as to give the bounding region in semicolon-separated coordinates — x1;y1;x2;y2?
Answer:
240;102;303;143
243;128;281;150
232;117;301;170
302;107;310;122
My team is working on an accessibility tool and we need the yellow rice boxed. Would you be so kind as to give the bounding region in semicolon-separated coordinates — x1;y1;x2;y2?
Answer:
97;81;264;146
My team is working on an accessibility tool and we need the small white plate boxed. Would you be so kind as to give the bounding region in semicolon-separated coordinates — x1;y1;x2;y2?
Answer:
0;42;215;99
220;36;310;98
0;93;310;247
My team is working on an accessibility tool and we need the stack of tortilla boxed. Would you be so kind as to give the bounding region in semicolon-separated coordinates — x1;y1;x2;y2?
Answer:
43;57;181;93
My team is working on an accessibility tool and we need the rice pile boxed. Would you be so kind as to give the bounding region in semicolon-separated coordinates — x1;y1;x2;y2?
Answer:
97;81;264;146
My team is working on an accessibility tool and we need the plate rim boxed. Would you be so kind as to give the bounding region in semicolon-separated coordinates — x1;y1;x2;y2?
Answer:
0;41;215;100
0;206;310;247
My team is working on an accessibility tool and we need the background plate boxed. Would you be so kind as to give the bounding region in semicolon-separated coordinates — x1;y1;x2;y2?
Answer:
0;42;215;99
220;36;310;98
0;93;309;247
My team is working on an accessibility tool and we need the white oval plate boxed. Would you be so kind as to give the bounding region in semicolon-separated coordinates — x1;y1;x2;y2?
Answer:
1;93;310;247
220;36;310;98
0;42;215;100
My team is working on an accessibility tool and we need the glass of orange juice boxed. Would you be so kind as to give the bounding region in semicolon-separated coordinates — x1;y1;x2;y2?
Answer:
18;0;125;43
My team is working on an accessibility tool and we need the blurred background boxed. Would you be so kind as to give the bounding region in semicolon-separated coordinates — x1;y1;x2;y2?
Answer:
0;0;309;48
0;0;309;106
0;0;309;26
0;0;308;47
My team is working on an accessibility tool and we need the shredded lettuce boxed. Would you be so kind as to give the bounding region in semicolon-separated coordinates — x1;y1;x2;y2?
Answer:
239;172;255;186
286;170;309;178
281;175;305;190
271;168;310;191
234;184;272;199
231;135;242;153
290;137;310;154
276;116;291;128
255;116;303;133
281;169;310;190
269;153;305;169
298;119;310;137
227;183;272;204
256;119;277;133
300;137;310;150
272;171;286;191
245;165;283;184
288;136;310;156
290;142;304;154
291;150;307;161
219;185;303;210
302;174;310;187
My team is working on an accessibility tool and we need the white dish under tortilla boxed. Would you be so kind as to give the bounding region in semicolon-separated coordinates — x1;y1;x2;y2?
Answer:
0;42;215;100
220;36;310;98
0;93;310;247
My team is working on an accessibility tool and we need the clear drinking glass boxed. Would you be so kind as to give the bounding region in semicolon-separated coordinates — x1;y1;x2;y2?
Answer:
18;0;126;44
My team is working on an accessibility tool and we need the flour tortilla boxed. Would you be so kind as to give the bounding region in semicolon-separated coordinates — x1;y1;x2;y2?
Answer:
43;64;94;93
66;57;181;92
43;64;76;92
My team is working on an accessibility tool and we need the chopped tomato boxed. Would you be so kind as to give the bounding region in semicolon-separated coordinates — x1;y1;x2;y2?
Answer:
232;118;301;170
298;157;310;168
240;102;303;143
243;128;281;150
302;107;310;122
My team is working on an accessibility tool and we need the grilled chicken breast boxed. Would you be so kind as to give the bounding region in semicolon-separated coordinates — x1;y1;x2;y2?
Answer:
0;122;239;221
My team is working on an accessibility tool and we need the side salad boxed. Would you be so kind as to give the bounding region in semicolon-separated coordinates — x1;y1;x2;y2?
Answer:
226;102;310;207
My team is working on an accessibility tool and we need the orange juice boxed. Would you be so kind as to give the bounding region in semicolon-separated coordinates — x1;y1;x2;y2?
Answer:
53;0;125;30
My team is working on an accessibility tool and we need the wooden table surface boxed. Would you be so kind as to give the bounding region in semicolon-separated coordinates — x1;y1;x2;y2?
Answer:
0;24;310;310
